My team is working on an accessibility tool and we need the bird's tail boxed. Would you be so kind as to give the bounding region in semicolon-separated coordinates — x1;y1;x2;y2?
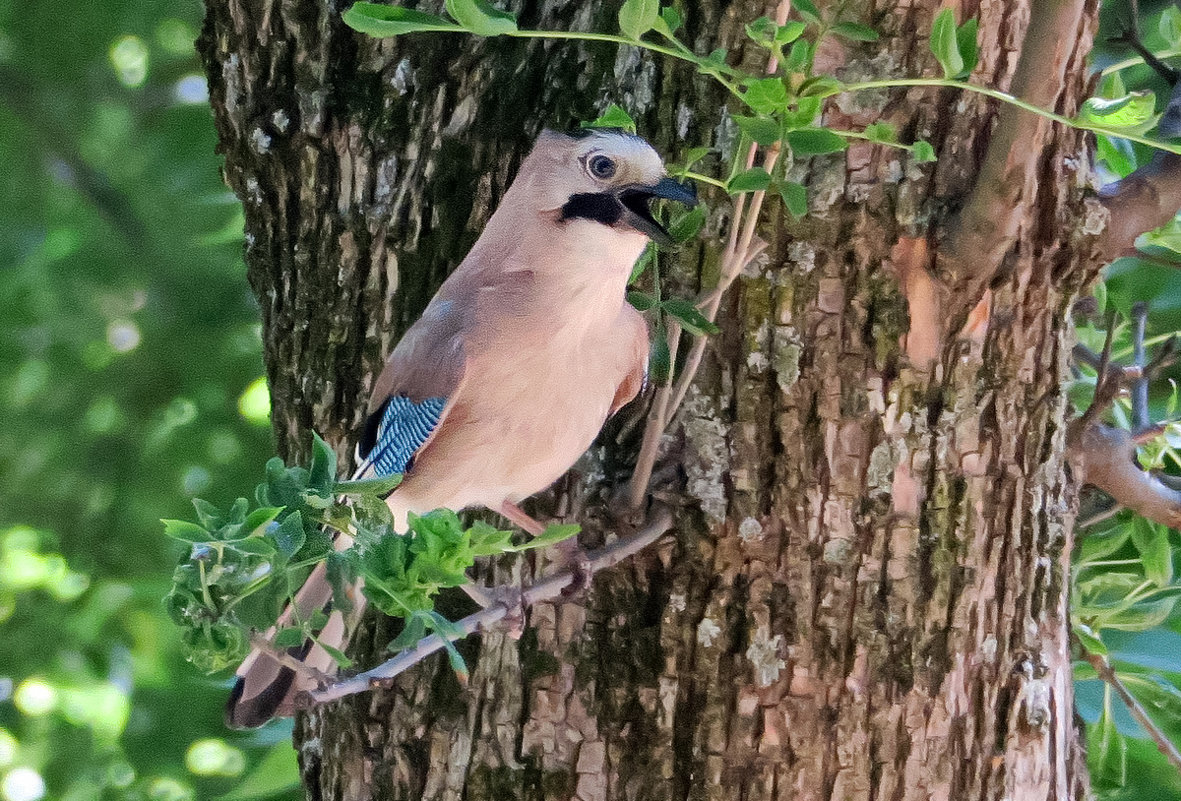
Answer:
225;539;368;728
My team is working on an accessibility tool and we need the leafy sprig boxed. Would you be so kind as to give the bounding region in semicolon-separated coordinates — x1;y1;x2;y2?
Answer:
164;433;578;677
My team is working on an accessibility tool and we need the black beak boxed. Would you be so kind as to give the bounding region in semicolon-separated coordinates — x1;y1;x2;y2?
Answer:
617;177;698;246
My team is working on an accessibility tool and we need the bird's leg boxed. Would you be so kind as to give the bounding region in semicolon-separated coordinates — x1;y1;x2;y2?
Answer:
461;581;497;608
497;500;591;598
498;500;547;537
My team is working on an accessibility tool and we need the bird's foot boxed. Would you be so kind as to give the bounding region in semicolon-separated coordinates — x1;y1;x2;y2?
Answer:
557;539;593;599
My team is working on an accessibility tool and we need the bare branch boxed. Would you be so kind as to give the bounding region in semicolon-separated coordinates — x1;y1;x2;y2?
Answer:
940;0;1089;317
301;508;675;706
1069;423;1181;529
1080;647;1181;774
1095;82;1181;264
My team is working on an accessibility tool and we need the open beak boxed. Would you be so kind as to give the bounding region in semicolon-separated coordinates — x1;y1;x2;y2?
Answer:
616;177;698;246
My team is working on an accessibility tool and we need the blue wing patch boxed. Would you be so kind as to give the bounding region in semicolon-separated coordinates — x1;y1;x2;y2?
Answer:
362;395;447;476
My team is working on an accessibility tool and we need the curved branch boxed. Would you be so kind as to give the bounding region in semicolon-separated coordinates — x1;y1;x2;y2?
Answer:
1069;423;1181;529
939;0;1089;317
300;508;675;706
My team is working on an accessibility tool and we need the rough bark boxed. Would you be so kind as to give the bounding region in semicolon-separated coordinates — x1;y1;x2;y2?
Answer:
198;1;1099;799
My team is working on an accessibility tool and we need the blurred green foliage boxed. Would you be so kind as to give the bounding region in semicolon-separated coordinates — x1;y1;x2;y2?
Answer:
0;0;298;798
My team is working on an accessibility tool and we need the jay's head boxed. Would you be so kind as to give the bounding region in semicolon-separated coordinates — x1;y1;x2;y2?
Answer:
518;128;697;246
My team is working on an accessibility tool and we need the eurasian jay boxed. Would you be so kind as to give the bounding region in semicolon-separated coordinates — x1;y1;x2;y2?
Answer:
226;128;696;728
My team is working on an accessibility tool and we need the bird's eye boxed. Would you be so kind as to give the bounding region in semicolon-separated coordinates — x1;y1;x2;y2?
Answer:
587;154;617;180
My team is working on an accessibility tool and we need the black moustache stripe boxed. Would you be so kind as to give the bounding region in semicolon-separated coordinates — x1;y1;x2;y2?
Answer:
560;192;623;226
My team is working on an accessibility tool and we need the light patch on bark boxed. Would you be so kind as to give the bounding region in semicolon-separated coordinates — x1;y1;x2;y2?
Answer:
697;617;721;647
738;516;763;543
681;389;730;522
745;629;785;687
772;325;802;392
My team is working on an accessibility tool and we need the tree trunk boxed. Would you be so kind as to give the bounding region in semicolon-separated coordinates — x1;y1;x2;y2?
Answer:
198;0;1098;798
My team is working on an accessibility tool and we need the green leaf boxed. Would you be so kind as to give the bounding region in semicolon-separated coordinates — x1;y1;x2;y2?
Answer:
784;39;812;73
627;291;657;311
1096;134;1137;178
245;506;284;536
342;3;463;36
667;205;706;243
1078;92;1157;129
784;96;821;129
273;511;307;561
1105;594;1181;631
507;523;581;552
1078;517;1131;563
325;551;356;614
335;474;403;496
911;140;936;163
1131;518;1173;587
779;181;808;219
389;611;428;650
864;121;898;144
776;21;806;43
792;0;821;24
582;103;637;134
618;0;659;40
308;432;337;494
467;521;515;556
426;611;469;679
1073;621;1107;655
787;128;848;156
929;8;963;80
192;498;224;529
444;0;518;35
680;146;712;169
162;519;209;543
1089;687;1128;789
650;326;671;385
734;115;781;146
727;167;772;193
955;17;978;77
1162;4;1181;45
273;627;305;648
656;6;682;36
662;298;721;336
742;77;788;114
832;21;879;42
314;638;354;669
798;77;842;98
301;492;333;509
629;243;655;283
745;16;778;45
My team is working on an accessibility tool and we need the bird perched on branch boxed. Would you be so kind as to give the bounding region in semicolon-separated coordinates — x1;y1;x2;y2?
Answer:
226;128;696;727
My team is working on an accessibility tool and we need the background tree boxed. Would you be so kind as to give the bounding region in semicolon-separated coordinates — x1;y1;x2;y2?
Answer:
192;0;1181;799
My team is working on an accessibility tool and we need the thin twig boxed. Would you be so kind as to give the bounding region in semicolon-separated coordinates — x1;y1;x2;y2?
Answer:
1078;309;1121;430
301;508;675;706
248;632;334;689
626;0;790;511
1080;647;1181;774
1131;302;1150;433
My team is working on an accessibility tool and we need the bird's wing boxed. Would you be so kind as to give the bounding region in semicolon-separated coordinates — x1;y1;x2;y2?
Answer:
227;296;472;728
357;293;470;478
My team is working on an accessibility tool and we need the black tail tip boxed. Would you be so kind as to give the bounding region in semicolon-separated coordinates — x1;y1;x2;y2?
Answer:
225;670;295;730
